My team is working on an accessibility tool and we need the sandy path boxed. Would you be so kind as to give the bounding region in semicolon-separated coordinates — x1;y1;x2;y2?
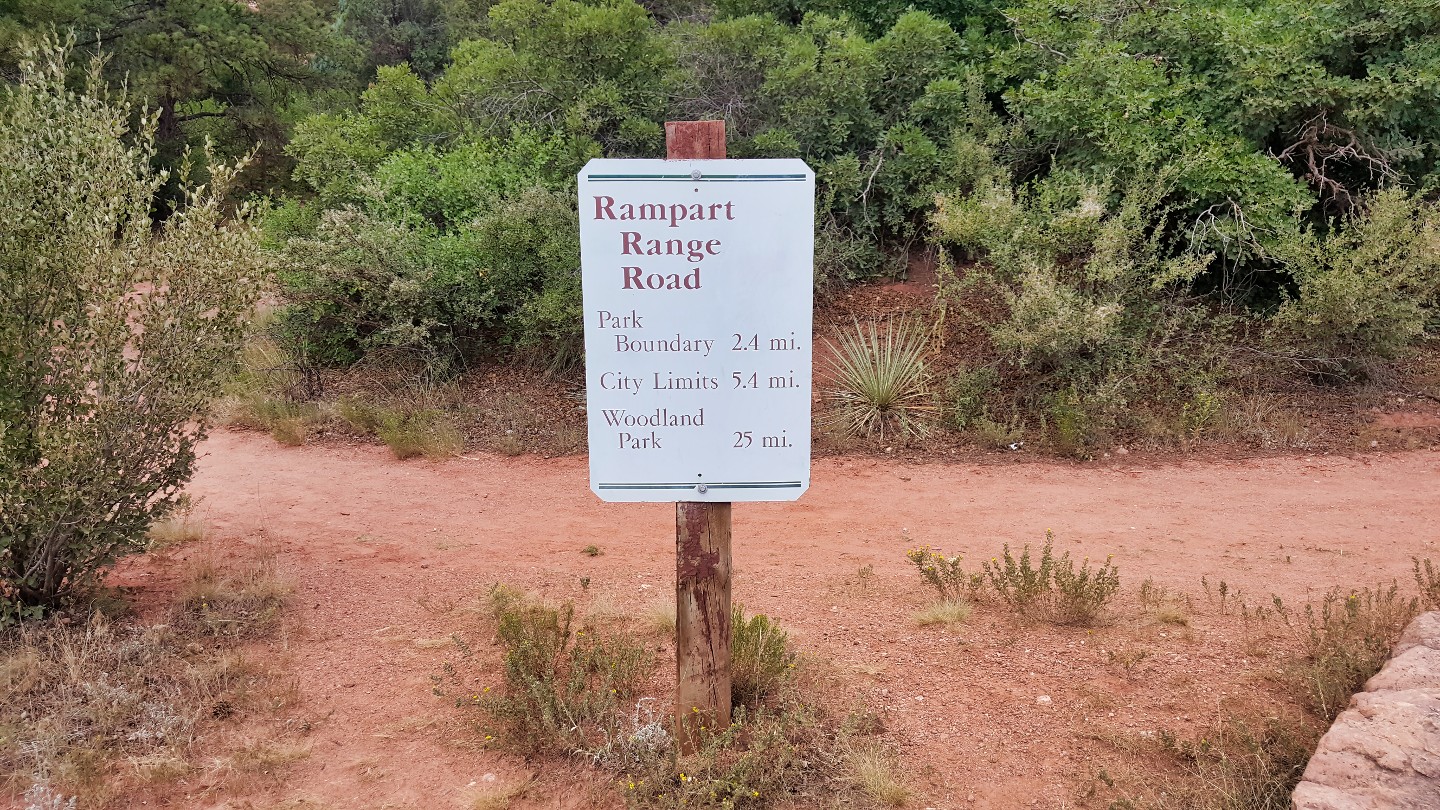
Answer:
153;431;1440;809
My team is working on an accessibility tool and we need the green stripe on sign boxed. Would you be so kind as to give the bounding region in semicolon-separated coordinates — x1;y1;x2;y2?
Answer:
597;481;803;490
586;174;807;182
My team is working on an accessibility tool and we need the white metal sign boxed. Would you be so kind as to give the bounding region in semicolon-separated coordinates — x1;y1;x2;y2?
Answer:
579;158;814;503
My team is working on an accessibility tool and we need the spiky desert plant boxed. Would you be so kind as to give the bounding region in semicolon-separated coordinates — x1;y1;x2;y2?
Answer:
823;318;933;439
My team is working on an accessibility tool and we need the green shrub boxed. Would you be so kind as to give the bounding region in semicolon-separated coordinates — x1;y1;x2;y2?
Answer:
981;533;1120;626
483;589;653;756
623;701;833;810
941;366;999;431
1271;188;1440;379
823;319;933;439
1156;715;1315;810
0;40;267;620
730;607;797;708
905;545;983;603
1297;585;1418;721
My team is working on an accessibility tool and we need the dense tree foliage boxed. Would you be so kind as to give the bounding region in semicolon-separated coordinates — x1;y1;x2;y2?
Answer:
3;0;1437;448
0;1;360;195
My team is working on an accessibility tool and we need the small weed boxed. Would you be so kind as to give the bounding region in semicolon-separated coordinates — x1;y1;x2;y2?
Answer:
972;414;1025;450
905;545;983;603
1140;579;1190;625
982;532;1120;626
1138;577;1164;608
1106;646;1151;679
1181;390;1222;441
855;564;875;592
731;606;796;708
1296;584;1419;720
914;600;971;627
1413;557;1440;609
582;545;603;557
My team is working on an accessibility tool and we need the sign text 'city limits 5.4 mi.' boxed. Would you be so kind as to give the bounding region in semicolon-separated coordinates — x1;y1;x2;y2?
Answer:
579;158;815;503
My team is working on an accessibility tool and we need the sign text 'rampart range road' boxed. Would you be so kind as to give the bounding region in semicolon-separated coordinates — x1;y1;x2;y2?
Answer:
578;158;814;503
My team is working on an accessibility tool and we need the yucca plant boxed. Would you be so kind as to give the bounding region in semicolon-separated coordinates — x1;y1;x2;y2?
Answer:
823;318;933;439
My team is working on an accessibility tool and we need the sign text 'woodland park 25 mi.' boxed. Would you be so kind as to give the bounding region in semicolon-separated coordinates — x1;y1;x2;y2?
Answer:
578;159;815;503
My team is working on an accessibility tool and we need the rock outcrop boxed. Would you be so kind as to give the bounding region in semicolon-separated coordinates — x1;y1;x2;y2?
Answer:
1293;611;1440;809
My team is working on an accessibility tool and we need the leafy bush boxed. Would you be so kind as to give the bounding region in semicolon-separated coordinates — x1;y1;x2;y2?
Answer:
1270;188;1440;378
483;588;652;756
277;210;497;366
933;168;1220;453
981;533;1121;626
0;41;267;620
730;607;796;708
278;128;583;369
1297;585;1419;721
823;319;933;439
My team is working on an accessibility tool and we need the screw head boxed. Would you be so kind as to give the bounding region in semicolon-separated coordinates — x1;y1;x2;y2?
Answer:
696;483;708;494
690;169;702;181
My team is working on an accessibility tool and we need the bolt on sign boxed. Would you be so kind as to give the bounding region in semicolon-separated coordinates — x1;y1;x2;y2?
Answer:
579;158;815;502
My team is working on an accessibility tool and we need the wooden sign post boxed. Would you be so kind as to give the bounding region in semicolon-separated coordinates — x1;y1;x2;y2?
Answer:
668;120;732;755
577;119;813;756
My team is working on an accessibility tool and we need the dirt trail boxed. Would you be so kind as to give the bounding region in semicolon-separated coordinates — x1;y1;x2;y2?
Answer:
137;431;1440;809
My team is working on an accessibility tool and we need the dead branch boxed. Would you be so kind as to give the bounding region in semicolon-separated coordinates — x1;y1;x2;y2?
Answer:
1274;111;1400;212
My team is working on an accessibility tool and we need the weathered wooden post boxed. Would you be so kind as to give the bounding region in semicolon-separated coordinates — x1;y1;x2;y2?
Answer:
667;120;733;754
577;119;813;757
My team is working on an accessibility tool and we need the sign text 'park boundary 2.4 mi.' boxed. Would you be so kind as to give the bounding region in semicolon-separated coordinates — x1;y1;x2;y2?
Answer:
579;158;815;503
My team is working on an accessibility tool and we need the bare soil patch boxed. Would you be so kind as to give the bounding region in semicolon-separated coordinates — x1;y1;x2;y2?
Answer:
88;430;1440;809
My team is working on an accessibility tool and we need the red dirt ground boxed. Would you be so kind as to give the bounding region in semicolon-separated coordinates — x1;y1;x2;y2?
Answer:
115;431;1440;810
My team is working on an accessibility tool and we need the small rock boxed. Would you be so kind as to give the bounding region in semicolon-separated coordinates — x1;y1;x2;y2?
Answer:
1036;695;1052;706
1115;446;1129;455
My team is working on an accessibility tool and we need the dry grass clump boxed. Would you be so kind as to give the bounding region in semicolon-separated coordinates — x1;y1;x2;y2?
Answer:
146;497;207;552
337;398;464;460
913;600;971;627
0;553;293;805
172;552;290;640
845;743;910;806
2;618;239;804
1149;713;1317;810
